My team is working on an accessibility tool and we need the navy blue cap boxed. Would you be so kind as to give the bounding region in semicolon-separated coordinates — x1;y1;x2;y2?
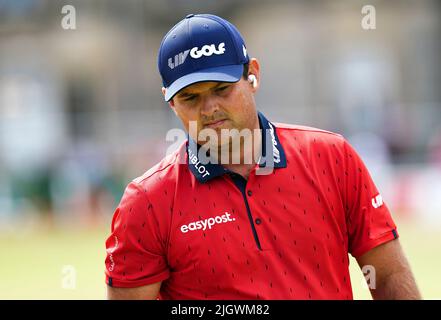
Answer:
158;14;250;101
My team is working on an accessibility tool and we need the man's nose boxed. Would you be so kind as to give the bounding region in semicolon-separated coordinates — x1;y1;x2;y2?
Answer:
200;95;220;117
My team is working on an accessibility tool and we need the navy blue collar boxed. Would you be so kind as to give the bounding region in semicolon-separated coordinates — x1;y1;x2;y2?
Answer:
187;112;287;183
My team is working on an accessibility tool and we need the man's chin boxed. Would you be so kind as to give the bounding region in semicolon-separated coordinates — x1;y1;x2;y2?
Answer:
197;140;228;150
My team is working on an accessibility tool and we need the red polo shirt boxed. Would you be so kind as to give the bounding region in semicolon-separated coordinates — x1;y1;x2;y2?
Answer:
105;112;398;299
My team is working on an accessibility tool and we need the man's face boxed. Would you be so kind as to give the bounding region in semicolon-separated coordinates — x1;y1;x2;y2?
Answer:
170;76;258;147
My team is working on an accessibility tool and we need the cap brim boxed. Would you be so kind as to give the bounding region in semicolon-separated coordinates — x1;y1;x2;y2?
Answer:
164;64;244;101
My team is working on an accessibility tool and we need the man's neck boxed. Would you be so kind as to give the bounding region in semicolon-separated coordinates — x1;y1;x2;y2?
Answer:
223;162;255;180
221;120;262;180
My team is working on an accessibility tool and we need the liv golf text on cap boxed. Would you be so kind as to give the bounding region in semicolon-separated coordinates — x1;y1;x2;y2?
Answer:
158;14;250;101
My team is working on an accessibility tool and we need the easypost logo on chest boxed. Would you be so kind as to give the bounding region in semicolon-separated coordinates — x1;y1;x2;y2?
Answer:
180;211;236;234
168;42;226;69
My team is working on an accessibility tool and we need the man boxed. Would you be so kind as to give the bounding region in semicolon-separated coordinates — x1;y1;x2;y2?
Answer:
105;13;420;300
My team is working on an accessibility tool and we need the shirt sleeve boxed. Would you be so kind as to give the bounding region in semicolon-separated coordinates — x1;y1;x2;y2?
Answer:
105;181;170;288
343;139;399;258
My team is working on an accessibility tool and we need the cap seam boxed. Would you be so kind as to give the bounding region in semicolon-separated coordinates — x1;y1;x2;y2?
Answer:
187;16;197;72
159;22;184;86
206;15;242;63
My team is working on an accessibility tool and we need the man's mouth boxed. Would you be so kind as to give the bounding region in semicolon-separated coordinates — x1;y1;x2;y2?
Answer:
204;119;228;128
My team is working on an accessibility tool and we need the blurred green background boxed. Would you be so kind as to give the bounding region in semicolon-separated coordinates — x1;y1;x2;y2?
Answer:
1;0;441;299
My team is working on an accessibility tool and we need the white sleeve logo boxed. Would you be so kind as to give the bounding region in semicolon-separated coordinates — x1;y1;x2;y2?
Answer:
107;236;118;272
371;194;383;209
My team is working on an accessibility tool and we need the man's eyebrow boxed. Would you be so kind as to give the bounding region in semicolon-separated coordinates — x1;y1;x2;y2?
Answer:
214;82;231;88
177;82;231;98
177;91;195;98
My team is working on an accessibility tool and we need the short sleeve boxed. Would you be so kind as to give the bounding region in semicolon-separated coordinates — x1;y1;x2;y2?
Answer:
104;181;170;288
343;139;399;258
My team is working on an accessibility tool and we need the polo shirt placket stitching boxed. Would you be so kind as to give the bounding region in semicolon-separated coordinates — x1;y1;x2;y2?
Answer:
229;172;262;250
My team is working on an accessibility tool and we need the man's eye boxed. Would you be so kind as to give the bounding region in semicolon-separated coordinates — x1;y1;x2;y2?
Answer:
184;95;197;101
216;86;229;92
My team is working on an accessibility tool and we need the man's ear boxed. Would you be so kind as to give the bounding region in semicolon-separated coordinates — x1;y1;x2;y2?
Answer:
247;58;261;92
170;103;177;115
162;87;175;108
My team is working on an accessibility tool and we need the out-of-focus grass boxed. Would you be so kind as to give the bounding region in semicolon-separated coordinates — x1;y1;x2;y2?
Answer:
0;225;109;299
0;219;439;299
349;220;441;300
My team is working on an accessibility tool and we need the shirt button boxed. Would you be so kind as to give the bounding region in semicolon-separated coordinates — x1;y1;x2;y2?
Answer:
255;218;262;225
247;190;252;196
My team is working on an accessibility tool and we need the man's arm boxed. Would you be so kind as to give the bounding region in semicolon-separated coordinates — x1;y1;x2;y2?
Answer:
356;239;421;300
107;281;162;300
